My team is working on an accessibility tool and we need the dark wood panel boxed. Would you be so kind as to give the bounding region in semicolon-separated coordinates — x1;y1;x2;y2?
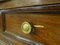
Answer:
5;13;60;45
0;15;2;33
0;0;60;45
1;3;60;14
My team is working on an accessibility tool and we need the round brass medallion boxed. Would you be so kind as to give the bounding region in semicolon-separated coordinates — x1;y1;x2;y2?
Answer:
21;22;32;34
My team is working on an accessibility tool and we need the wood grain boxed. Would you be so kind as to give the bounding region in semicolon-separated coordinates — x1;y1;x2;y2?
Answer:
0;15;2;33
0;0;60;9
5;13;60;45
0;0;60;45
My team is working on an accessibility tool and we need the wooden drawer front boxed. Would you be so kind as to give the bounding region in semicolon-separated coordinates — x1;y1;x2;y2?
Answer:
6;13;60;45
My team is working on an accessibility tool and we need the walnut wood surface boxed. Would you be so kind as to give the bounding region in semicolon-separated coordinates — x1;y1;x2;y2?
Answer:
1;3;60;13
0;0;60;45
0;15;2;33
0;4;60;45
0;0;60;8
5;13;60;45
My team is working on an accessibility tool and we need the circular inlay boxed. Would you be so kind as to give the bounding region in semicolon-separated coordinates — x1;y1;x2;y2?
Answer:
21;22;32;34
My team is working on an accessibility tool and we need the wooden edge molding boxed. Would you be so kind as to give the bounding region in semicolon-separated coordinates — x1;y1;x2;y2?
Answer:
0;3;60;13
2;31;44;45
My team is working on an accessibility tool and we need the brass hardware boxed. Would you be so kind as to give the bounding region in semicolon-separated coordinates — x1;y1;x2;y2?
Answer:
21;22;32;34
34;25;44;28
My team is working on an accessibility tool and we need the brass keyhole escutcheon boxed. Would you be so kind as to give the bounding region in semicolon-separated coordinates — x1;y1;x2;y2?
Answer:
21;22;32;34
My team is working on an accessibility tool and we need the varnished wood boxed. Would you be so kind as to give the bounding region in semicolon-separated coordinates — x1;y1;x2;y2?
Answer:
0;3;60;15
0;0;60;45
0;15;2;33
0;0;60;8
4;13;60;45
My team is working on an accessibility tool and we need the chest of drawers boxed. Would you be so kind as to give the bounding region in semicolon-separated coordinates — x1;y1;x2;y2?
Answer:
0;3;60;45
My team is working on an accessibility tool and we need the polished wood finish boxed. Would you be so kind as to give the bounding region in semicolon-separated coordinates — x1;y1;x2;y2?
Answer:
1;3;60;14
0;15;2;33
0;0;60;9
5;13;60;45
0;0;60;45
